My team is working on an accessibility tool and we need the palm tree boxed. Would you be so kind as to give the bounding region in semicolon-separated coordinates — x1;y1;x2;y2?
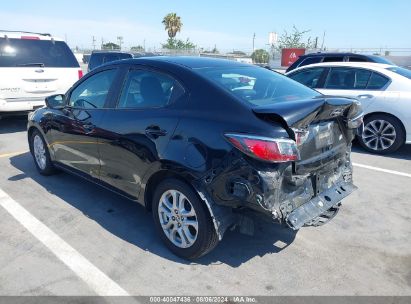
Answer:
162;13;183;38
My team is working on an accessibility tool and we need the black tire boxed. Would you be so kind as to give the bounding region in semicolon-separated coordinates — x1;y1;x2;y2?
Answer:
358;114;405;154
30;129;57;175
152;178;219;260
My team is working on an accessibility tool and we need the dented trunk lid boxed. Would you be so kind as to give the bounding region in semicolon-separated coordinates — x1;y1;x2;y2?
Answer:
253;97;359;172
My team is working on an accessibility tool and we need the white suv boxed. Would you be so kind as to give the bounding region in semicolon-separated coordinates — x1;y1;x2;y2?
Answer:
0;31;82;115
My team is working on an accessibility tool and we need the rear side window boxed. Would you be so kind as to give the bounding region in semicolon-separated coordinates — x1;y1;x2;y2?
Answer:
69;69;117;108
353;69;372;89
325;67;356;89
322;56;344;63
117;69;184;109
325;68;372;89
299;57;322;67
367;73;389;89
325;67;388;90
288;68;326;88
0;37;79;67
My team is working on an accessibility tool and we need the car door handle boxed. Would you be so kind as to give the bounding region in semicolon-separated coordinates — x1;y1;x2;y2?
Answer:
358;94;374;99
145;126;167;139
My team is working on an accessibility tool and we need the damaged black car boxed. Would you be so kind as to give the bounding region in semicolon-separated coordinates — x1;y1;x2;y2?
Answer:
27;57;363;259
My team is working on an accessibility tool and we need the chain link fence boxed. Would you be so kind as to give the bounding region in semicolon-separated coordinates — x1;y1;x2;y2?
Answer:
75;46;411;68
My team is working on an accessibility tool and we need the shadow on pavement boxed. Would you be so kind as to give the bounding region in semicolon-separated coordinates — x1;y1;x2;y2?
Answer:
9;152;296;267
0;115;28;134
352;143;411;161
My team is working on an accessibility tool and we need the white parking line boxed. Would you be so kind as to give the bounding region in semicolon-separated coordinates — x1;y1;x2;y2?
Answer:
0;151;28;158
353;163;411;178
0;188;129;296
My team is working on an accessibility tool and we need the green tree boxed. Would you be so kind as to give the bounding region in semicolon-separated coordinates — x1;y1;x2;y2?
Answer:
277;25;314;49
162;38;196;50
204;46;219;54
130;45;144;52
102;42;120;50
162;13;183;38
251;49;270;63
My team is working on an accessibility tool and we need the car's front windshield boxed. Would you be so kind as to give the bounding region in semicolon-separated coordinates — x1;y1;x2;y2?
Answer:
195;66;322;106
386;66;411;80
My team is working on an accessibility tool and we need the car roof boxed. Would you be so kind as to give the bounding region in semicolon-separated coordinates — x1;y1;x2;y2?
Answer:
299;52;367;58
287;61;395;74
0;30;63;41
111;56;251;69
91;50;132;55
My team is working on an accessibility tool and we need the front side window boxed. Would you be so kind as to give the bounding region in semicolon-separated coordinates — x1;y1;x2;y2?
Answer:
196;66;321;106
288;68;326;88
118;69;184;109
69;69;117;108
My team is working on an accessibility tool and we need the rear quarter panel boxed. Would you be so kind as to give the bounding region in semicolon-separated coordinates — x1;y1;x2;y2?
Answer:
364;90;411;143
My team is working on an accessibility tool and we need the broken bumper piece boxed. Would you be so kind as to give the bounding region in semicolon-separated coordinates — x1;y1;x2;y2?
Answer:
286;182;357;230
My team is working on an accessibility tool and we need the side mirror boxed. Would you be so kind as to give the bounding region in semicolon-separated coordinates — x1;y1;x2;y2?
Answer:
45;94;65;109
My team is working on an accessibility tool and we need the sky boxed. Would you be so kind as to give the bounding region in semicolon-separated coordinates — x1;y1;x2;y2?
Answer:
1;0;410;52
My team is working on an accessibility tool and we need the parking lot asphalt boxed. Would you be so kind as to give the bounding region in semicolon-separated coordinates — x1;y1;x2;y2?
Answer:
0;115;410;296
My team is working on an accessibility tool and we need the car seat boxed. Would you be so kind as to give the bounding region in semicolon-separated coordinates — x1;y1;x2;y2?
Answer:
140;76;166;107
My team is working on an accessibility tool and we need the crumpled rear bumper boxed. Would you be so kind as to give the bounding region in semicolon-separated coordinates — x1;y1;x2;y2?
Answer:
286;181;357;230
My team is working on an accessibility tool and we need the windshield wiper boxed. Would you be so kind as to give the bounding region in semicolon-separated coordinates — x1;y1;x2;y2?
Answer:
16;63;45;67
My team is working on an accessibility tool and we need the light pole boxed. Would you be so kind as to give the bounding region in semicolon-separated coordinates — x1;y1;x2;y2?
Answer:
117;36;123;50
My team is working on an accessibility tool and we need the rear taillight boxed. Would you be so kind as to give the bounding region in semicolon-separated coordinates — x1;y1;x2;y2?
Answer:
225;133;299;163
78;70;83;79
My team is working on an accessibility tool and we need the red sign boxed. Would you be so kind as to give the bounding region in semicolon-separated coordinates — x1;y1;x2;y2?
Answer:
281;48;305;67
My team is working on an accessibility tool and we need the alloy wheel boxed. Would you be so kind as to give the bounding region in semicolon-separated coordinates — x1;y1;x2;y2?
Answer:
361;119;396;151
157;189;198;249
33;135;47;170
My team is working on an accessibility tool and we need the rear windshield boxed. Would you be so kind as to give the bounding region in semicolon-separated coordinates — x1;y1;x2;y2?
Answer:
195;66;321;106
0;38;79;67
88;53;132;70
386;66;411;80
369;55;394;65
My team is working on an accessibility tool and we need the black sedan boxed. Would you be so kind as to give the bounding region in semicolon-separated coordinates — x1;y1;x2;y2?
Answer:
27;57;363;259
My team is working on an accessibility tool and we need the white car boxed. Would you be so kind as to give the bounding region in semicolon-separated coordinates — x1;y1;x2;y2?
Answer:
0;31;83;115
286;62;411;154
